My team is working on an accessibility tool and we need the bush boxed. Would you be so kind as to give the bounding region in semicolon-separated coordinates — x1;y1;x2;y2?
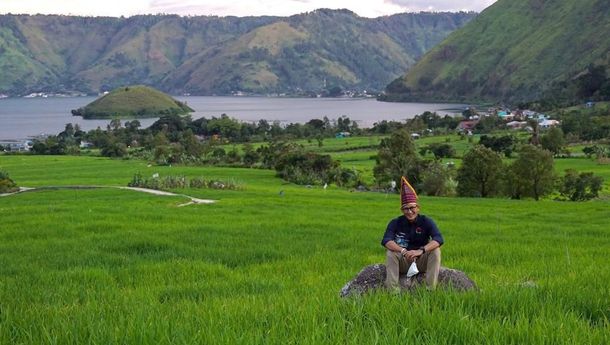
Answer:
421;161;456;196
274;151;338;185
0;170;18;193
128;173;242;191
559;169;604;201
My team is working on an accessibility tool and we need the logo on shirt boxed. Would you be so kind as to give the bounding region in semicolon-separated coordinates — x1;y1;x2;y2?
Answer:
415;227;423;234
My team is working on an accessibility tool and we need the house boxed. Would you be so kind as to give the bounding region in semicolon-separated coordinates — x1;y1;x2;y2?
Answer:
522;110;536;117
79;141;93;149
506;121;527;130
539;119;560;128
410;133;420;139
335;132;351;138
0;140;32;152
456;120;478;133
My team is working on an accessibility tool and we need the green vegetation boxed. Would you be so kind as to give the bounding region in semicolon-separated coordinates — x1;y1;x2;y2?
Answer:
71;85;193;119
383;0;610;104
0;11;474;96
457;145;503;198
0;169;18;193
0;155;608;344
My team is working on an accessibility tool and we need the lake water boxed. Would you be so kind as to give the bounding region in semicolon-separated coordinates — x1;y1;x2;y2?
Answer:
0;96;466;141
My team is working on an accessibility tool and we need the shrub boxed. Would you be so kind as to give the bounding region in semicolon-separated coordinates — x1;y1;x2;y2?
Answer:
559;169;604;201
421;161;456;196
128;173;241;191
0;170;18;193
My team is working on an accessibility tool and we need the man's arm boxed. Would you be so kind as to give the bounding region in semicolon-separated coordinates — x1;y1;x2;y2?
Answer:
385;240;405;254
405;218;443;261
381;219;400;250
382;218;409;257
405;240;441;261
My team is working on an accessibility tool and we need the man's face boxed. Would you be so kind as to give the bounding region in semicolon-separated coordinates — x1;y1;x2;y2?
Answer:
401;203;419;221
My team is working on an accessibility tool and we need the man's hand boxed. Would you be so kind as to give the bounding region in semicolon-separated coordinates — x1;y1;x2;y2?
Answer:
405;249;424;262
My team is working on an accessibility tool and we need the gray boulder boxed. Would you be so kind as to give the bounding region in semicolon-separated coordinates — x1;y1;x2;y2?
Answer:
340;264;477;297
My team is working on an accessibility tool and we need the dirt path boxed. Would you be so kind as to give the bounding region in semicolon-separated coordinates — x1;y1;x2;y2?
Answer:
0;186;216;207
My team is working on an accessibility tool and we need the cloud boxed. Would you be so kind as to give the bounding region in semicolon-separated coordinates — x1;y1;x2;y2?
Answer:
145;0;410;17
385;0;496;12
0;0;497;17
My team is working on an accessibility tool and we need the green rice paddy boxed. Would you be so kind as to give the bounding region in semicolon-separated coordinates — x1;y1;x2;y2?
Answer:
0;154;608;344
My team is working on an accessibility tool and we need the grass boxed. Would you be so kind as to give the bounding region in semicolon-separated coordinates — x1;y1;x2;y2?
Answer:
0;155;608;344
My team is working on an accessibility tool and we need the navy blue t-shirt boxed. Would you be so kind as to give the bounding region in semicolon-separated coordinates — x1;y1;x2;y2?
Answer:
381;214;444;250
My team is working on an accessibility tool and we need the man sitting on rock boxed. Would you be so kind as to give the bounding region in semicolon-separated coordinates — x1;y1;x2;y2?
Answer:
381;176;444;291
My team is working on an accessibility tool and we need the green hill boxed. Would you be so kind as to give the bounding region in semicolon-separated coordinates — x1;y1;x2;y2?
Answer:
71;85;193;119
0;11;475;96
382;0;610;104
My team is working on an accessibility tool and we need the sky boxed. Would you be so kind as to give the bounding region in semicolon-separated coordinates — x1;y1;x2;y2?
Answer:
0;0;497;18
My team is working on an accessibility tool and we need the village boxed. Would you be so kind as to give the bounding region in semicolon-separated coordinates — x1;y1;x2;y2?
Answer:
0;104;568;153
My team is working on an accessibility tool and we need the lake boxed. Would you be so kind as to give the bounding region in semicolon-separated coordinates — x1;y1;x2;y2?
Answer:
0;96;466;141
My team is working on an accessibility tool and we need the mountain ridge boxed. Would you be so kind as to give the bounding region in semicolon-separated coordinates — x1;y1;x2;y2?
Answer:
0;10;476;96
382;0;610;104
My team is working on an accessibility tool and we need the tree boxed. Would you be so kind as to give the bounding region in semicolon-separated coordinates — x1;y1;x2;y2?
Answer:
373;129;423;188
540;127;565;155
242;143;260;167
528;119;540;146
474;116;502;133
421;161;456;196
559;169;604;201
508;145;556;200
429;143;455;159
456;145;503;197
479;135;516;157
100;140;127;158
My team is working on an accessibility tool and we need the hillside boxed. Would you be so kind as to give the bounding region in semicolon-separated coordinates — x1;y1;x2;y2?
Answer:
382;0;610;104
71;85;193;119
0;10;475;96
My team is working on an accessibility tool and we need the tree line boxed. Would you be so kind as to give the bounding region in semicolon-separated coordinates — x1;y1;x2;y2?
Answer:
7;110;607;200
374;130;605;201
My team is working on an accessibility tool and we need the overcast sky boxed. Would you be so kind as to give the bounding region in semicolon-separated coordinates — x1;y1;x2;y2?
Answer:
0;0;497;18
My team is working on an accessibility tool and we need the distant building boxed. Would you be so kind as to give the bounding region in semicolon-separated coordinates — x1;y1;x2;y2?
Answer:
335;132;351;138
0;140;32;152
506;121;527;130
79;141;94;149
410;133;420;139
456;120;478;133
539;119;560;128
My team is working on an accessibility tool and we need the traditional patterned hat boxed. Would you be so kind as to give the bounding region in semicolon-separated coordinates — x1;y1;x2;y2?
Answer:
400;176;418;208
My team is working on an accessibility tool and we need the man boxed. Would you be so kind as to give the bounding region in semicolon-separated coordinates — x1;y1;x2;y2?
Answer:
381;176;444;290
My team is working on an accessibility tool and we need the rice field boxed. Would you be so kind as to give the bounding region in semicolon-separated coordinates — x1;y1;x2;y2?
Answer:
0;155;608;344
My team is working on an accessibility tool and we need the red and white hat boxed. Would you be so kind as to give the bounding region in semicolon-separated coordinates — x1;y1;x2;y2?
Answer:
400;176;418;208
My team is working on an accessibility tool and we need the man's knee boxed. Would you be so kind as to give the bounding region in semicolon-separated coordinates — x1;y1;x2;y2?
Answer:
386;249;400;262
427;247;441;268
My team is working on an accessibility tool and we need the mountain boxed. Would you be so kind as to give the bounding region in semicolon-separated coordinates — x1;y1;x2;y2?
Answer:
0;10;475;96
71;85;193;119
382;0;610;104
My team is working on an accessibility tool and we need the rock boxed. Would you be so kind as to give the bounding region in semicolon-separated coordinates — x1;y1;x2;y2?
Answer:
340;264;477;297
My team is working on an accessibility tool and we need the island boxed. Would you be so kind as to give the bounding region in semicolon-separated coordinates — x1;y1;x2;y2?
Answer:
71;85;194;119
